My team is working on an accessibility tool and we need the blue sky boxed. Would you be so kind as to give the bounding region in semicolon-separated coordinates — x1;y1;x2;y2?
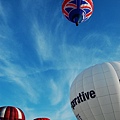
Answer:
0;0;120;120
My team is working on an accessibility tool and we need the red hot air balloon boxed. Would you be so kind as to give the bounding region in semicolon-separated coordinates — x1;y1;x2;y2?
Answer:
34;118;50;120
0;106;25;120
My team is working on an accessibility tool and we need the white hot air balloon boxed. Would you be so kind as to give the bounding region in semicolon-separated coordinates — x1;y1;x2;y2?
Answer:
70;61;120;120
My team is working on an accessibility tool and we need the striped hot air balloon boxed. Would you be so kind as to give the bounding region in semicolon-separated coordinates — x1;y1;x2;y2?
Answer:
0;106;25;120
34;118;50;120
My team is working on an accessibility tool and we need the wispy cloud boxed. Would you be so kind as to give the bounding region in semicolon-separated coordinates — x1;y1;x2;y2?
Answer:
49;79;63;105
0;55;40;103
0;1;5;20
31;19;53;63
50;100;76;120
0;29;41;105
0;1;10;25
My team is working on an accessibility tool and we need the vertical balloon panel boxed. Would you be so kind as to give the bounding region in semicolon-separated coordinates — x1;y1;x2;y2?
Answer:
70;62;120;120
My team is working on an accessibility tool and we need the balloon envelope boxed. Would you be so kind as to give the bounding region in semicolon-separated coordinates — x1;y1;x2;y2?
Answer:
0;106;25;120
70;62;120;120
62;0;94;26
34;118;50;120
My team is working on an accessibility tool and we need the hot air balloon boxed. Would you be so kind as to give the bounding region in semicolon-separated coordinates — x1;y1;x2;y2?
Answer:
62;0;94;26
0;106;25;120
70;61;120;120
34;118;50;120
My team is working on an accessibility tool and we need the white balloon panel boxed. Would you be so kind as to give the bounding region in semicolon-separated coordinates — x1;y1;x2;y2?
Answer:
70;62;120;120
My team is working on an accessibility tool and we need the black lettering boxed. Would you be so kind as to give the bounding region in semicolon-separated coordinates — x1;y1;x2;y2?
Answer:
90;90;96;98
71;98;77;109
71;90;96;110
84;92;90;100
71;100;75;109
81;92;86;101
77;96;81;103
74;98;77;105
76;114;82;120
79;93;83;102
